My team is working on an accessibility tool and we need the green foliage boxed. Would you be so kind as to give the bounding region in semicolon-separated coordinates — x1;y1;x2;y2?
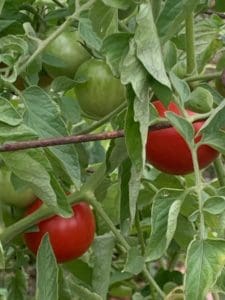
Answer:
1;0;225;299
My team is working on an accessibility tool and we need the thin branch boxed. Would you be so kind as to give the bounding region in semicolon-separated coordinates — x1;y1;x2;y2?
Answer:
0;130;124;152
0;117;210;152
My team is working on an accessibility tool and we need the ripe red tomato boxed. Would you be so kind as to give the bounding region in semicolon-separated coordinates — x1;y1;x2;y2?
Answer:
146;101;218;175
24;199;95;263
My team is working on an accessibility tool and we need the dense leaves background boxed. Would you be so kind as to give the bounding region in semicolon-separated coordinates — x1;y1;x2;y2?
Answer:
1;0;225;299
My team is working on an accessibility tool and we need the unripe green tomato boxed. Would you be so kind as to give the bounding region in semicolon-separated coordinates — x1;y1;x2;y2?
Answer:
43;28;91;78
74;59;125;120
0;167;36;207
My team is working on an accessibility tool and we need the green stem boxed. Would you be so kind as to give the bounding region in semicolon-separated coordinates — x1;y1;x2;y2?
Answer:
214;156;225;187
191;146;205;239
76;101;127;135
185;12;196;75
185;71;221;83
17;0;95;76
89;197;130;250
143;265;165;299
134;210;145;256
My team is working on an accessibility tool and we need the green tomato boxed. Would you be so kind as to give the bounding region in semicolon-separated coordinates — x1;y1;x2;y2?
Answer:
0;167;36;208
43;28;91;78
74;59;125;120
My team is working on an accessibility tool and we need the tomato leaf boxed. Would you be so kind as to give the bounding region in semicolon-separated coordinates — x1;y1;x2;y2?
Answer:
36;234;58;300
66;274;102;300
203;196;225;215
7;268;27;300
102;33;132;77
101;0;129;10
135;2;171;89
0;96;22;126
165;112;195;146
90;0;118;39
184;239;225;300
0;150;59;211
156;0;199;43
212;267;225;294
92;233;115;299
23;86;81;188
123;247;145;275
145;188;184;261
79;12;102;51
169;72;190;103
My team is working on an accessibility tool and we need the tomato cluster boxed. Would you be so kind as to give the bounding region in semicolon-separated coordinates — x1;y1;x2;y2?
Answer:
146;101;218;175
24;199;95;263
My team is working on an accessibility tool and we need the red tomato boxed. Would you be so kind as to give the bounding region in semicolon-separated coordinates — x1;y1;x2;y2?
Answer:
24;199;95;263
146;101;218;175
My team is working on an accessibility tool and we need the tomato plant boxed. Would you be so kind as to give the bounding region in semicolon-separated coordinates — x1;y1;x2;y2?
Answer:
24;199;95;263
146;101;218;175
74;58;125;120
0;167;36;207
2;1;225;299
43;28;91;78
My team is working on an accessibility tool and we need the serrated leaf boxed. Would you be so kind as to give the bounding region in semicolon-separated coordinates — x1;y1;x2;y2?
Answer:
102;33;131;76
146;188;184;261
0;35;29;82
166;112;194;146
79;13;102;51
125;91;144;224
7;268;27;300
184;239;225;300
121;39;150;101
66;275;102;300
102;0;129;10
90;0;118;39
0;150;59;210
156;0;199;43
200;100;225;135
169;72;190;103
124;247;145;275
203;196;225;215
92;234;115;300
0;122;37;143
135;2;171;89
23;86;80;188
213;267;225;294
0;97;22;126
36;234;58;300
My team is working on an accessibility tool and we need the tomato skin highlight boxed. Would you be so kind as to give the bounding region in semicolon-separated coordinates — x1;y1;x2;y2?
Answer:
43;28;90;78
74;58;125;120
24;199;95;263
146;101;218;175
